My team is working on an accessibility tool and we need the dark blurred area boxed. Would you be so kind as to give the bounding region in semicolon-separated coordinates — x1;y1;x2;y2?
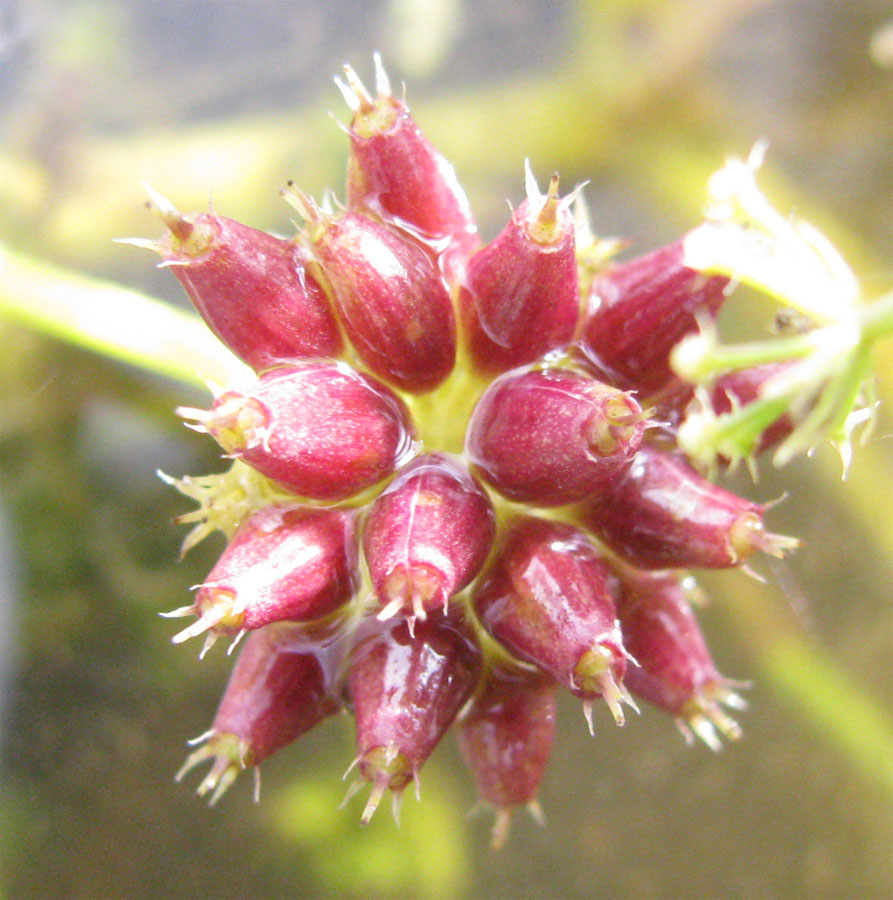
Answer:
1;1;892;898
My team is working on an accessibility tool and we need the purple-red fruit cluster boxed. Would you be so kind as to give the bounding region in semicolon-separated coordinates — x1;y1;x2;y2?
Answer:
148;58;798;845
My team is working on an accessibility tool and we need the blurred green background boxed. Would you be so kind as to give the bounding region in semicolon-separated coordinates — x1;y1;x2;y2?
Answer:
1;1;892;897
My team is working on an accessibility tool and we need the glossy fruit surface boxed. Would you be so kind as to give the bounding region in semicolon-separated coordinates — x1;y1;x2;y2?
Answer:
179;361;415;500
466;367;646;505
362;453;495;621
584;443;798;569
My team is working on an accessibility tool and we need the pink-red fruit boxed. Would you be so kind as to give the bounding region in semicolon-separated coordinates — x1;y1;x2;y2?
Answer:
165;505;357;653
473;516;633;729
614;566;746;750
151;202;342;370
458;670;555;849
362;454;496;622
297;196;456;393
466;367;647;505
339;59;478;280
584;444;799;569
178;361;414;500
346;614;481;824
579;237;729;397
177;623;342;803
461;167;580;373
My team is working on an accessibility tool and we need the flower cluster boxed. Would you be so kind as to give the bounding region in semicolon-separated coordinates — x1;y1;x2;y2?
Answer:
136;57;869;848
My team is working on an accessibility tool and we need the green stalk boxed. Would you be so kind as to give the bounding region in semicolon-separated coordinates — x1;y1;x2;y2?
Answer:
0;244;249;388
761;639;893;794
674;330;818;382
716;576;893;797
859;288;893;344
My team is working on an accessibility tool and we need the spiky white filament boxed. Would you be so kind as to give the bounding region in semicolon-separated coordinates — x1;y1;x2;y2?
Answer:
373;52;391;97
141;182;181;220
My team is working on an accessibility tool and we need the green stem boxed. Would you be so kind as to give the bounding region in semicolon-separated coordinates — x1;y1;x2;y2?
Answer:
715;577;893;798
761;638;893;794
858;288;893;344
0;244;248;388
699;393;792;461
701;288;893;381
681;331;818;381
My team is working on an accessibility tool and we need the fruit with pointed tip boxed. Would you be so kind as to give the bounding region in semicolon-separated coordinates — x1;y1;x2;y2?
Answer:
583;443;799;569
166;505;358;651
339;55;479;280
292;194;456;393
466;366;648;506
457;669;556;849
578;236;730;397
613;565;746;750
177;361;415;500
346;614;481;824
139;193;342;370
472;516;633;728
362;453;495;623
460;165;580;373
177;623;343;803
